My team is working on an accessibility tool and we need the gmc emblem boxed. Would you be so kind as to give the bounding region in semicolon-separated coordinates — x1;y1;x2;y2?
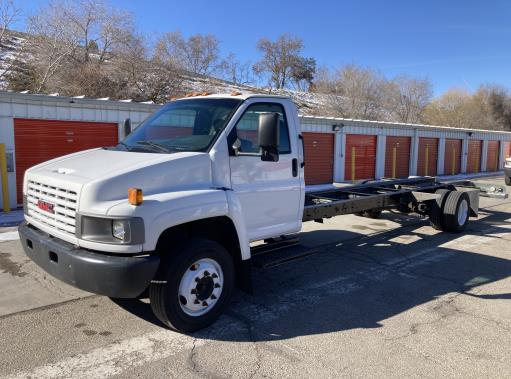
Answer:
37;200;55;214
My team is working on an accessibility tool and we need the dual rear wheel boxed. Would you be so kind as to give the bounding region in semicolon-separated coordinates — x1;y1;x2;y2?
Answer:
429;190;470;233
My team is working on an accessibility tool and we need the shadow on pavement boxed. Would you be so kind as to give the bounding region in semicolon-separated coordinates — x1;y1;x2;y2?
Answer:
112;208;511;341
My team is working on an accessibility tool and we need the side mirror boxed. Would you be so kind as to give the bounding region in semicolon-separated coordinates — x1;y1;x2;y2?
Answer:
123;118;132;138
258;113;279;162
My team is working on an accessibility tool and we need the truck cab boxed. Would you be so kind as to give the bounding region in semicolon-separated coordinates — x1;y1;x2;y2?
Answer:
19;93;306;332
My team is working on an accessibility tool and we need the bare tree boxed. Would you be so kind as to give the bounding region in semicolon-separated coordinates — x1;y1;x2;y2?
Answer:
253;34;314;90
290;57;316;91
385;75;433;123
486;85;511;131
0;0;30;83
316;64;386;120
0;0;18;44
423;88;497;130
219;53;252;85
25;2;79;92
156;31;220;76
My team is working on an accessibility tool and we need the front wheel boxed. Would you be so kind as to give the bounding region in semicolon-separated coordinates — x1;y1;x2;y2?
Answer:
149;239;235;333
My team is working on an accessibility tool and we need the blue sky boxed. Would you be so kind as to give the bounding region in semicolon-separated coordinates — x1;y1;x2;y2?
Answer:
16;0;511;95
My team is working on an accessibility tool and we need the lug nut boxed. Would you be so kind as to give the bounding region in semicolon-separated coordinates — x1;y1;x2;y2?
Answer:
211;273;218;279
214;283;221;288
194;299;200;304
202;301;208;307
210;294;217;300
204;270;210;276
191;289;196;294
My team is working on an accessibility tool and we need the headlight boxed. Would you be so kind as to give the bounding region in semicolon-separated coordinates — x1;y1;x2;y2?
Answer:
112;219;131;241
77;215;144;244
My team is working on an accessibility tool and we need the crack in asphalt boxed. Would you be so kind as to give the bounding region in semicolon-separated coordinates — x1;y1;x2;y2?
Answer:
225;310;265;379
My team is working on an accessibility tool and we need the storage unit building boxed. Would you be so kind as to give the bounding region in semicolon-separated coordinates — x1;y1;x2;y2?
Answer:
299;115;511;185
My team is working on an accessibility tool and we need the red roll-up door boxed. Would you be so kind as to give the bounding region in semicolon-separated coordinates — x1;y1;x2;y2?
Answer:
302;132;334;185
14;119;119;203
486;140;500;172
384;136;411;178
467;140;482;173
444;139;462;176
345;134;377;181
417;137;438;176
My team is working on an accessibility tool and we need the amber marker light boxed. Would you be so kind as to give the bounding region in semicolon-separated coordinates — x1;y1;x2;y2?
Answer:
128;188;143;206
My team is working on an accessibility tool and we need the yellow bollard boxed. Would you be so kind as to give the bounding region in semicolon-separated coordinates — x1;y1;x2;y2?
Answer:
424;144;429;176
392;146;397;178
351;146;356;181
452;148;456;175
0;143;10;213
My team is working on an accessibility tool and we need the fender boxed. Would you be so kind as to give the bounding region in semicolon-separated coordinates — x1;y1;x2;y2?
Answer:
107;188;251;260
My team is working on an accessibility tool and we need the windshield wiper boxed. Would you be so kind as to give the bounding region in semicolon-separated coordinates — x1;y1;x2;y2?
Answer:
116;141;131;151
135;141;172;153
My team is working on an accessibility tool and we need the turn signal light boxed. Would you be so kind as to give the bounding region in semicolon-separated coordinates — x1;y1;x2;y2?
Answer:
128;188;143;206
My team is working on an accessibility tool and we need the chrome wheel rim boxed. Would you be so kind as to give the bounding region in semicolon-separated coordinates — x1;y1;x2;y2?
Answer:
178;258;223;317
458;199;468;225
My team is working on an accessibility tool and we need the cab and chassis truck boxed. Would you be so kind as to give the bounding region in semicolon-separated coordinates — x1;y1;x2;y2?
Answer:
18;94;500;332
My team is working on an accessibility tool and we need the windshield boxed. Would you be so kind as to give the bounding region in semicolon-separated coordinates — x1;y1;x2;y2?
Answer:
121;98;242;153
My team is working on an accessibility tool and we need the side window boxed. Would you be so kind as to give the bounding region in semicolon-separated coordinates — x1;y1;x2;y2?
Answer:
233;103;291;154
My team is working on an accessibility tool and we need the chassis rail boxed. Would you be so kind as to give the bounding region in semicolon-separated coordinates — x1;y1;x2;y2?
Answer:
302;177;503;222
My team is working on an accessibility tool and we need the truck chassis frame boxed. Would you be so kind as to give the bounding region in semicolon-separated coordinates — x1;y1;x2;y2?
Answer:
303;177;505;222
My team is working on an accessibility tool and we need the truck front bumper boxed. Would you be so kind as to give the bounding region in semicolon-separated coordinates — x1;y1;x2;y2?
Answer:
19;222;160;298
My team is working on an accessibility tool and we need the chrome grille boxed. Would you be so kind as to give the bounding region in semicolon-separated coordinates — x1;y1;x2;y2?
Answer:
26;180;78;235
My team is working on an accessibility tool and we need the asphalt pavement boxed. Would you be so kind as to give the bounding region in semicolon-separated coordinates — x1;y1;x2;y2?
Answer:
0;176;510;378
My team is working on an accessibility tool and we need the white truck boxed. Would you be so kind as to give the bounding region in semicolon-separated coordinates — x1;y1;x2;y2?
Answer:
19;93;497;332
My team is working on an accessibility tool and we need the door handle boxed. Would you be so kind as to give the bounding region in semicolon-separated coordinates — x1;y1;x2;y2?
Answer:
292;158;298;177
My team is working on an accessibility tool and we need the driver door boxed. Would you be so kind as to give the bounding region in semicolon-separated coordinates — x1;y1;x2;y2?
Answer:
228;101;302;241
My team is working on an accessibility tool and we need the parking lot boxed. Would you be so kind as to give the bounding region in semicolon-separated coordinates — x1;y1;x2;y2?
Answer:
0;176;510;378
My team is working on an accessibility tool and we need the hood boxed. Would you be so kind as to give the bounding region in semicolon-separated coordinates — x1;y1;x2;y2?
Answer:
27;148;213;210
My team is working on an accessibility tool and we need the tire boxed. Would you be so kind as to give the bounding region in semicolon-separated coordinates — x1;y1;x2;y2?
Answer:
149;239;235;333
356;210;382;219
429;189;450;231
505;176;511;186
442;191;470;233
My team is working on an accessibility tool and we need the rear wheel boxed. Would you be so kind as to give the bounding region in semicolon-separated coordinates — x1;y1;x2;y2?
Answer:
442;191;470;233
149;239;235;333
429;190;470;233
